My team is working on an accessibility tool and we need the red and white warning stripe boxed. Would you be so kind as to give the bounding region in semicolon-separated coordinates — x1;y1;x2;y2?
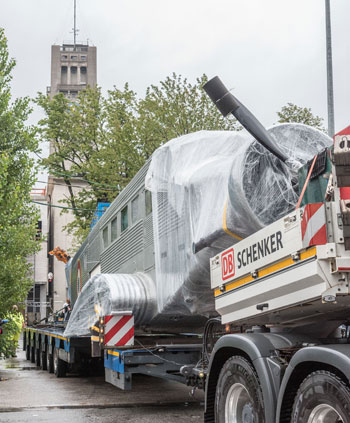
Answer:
301;203;327;247
104;314;134;347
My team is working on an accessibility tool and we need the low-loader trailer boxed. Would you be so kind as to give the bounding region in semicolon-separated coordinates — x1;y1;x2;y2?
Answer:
24;76;350;423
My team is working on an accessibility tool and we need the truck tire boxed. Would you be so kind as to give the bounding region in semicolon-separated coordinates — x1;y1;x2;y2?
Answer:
23;332;26;351
30;345;36;363
46;348;54;374
291;370;350;423
26;343;30;361
35;345;41;366
215;356;265;423
40;346;47;371
53;347;67;378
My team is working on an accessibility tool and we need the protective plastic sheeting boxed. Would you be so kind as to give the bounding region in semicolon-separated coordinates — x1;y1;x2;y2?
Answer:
64;272;156;337
145;126;331;317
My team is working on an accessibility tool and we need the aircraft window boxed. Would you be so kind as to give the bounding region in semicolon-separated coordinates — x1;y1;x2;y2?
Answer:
131;196;139;223
145;190;152;216
102;226;109;248
121;206;128;232
111;217;118;241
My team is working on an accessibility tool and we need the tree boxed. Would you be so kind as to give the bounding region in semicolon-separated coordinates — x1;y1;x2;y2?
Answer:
36;84;142;244
0;28;39;352
277;102;325;132
136;73;239;159
37;73;239;245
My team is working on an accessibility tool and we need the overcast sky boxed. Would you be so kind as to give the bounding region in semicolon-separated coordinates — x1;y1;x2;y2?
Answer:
2;0;350;157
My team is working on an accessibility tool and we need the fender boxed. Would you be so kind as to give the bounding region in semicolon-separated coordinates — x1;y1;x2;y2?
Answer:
276;344;350;423
204;332;307;423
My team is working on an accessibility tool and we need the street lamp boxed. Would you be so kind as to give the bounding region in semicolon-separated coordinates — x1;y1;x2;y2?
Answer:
325;0;335;137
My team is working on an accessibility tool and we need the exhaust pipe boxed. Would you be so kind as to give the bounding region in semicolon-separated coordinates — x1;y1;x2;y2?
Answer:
203;76;288;163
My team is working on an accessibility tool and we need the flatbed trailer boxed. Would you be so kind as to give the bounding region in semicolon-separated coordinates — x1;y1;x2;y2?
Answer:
23;325;92;376
23;325;203;389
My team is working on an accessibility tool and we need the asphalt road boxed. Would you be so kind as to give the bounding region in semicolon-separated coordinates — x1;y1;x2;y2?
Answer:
0;339;204;422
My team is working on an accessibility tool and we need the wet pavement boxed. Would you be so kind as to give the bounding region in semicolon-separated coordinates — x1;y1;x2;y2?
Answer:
0;338;204;422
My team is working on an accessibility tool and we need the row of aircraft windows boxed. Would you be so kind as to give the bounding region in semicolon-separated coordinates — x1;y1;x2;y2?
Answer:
102;190;152;249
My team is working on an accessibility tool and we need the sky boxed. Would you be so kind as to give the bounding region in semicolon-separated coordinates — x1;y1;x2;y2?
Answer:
2;0;350;178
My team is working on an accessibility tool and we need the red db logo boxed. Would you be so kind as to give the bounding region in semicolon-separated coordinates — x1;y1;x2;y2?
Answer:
222;248;235;280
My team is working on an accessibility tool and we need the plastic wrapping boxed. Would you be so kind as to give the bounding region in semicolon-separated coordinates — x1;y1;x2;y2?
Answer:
64;272;156;337
66;125;331;336
145;125;331;317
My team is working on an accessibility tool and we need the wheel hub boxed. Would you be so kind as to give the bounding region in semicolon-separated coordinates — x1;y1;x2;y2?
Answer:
308;404;343;423
225;383;255;423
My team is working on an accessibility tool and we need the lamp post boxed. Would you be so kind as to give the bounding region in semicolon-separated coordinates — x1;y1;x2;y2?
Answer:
325;0;335;137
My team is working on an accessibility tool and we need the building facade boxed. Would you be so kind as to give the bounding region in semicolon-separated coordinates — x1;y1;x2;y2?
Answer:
26;189;50;324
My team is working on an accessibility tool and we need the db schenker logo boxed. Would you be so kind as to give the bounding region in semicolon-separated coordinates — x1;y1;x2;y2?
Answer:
221;248;235;280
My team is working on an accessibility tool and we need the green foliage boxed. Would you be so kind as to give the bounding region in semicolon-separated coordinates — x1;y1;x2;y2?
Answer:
0;312;23;358
37;73;239;246
136;73;239;158
277;102;326;132
0;28;40;323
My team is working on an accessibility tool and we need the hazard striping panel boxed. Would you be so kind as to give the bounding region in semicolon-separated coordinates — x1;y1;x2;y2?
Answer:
301;203;327;247
104;315;134;347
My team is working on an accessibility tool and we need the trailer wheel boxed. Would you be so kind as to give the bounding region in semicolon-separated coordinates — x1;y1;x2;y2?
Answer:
35;345;41;366
46;348;54;374
23;332;27;351
30;345;36;363
40;346;47;371
215;356;265;423
291;370;350;423
25;343;30;361
53;347;67;378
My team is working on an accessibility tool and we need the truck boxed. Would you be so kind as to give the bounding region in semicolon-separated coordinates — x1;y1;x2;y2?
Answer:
24;76;350;423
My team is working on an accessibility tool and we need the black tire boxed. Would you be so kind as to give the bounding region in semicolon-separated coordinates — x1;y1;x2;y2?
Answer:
291;370;350;423
30;345;35;363
53;347;67;378
46;347;54;374
23;332;26;351
35;345;41;366
40;346;47;370
26;343;30;361
215;356;265;423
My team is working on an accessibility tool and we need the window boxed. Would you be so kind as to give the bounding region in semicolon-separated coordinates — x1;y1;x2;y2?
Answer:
145;190;152;216
102;226;109;248
81;55;86;61
71;55;78;60
61;54;68;60
80;66;87;84
35;221;42;241
61;66;67;84
121;206;128;232
71;66;77;84
131;196;139;224
111;217;118;241
27;284;40;313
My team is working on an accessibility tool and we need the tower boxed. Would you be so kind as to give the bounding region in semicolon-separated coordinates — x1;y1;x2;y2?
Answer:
48;42;96;99
46;3;97;313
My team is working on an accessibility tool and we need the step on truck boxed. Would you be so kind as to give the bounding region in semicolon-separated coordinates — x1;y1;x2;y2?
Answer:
24;76;350;423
